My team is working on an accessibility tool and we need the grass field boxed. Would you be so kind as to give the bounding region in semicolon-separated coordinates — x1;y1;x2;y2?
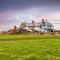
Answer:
0;34;60;60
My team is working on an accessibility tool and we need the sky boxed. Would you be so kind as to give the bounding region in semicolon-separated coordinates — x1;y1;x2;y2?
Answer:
0;0;60;31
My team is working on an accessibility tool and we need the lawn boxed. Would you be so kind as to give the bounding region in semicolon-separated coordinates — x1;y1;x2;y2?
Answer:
0;34;60;60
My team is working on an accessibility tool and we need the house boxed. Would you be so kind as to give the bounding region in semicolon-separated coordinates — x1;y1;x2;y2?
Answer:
20;19;54;33
7;19;54;34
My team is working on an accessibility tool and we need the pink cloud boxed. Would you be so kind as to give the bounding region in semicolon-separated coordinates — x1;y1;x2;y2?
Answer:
0;9;19;22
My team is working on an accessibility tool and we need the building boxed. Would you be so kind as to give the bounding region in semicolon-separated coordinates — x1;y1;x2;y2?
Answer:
20;19;54;33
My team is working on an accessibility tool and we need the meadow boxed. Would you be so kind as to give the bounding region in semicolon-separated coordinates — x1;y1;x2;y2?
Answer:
0;34;60;60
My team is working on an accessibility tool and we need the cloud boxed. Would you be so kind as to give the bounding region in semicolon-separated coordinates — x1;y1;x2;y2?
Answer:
0;0;60;12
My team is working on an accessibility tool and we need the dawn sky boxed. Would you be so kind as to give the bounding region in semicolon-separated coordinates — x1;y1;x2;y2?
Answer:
0;0;60;31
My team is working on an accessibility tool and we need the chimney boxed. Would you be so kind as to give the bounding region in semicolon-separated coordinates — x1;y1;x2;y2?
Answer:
32;20;35;31
42;19;44;22
13;26;17;34
32;20;35;27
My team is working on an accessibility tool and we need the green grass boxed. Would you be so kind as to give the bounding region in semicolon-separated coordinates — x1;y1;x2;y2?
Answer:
0;34;60;60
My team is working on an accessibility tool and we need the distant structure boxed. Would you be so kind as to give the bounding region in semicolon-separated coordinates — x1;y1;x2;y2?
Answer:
4;19;55;34
20;19;54;33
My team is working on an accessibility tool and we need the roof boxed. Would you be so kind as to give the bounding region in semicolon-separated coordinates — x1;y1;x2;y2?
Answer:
25;22;41;27
20;20;53;28
40;21;53;27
